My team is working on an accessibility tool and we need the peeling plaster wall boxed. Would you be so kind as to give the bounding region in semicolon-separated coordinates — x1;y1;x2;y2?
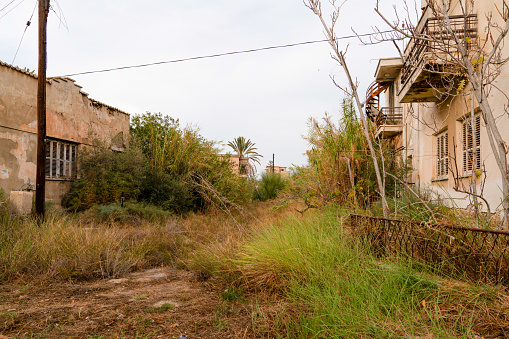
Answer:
0;61;130;205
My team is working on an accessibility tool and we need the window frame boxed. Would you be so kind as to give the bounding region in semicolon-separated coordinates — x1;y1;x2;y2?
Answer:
45;139;78;180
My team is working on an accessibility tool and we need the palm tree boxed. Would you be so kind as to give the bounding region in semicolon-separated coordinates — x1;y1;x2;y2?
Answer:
228;136;261;176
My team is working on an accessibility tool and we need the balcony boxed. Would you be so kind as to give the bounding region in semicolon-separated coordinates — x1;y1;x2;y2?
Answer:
374;107;403;139
399;14;477;103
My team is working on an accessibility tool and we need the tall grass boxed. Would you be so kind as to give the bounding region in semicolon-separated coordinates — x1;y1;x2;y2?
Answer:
215;209;504;338
0;208;179;281
0;199;288;282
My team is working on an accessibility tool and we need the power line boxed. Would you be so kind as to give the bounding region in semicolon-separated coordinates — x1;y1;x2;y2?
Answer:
62;30;395;77
0;0;26;19
0;0;17;12
11;0;37;64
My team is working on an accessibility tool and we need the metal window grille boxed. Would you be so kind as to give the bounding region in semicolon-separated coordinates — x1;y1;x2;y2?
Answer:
436;131;449;177
45;140;78;179
462;115;481;173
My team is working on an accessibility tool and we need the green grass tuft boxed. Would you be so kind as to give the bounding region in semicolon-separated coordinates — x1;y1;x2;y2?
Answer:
225;208;484;338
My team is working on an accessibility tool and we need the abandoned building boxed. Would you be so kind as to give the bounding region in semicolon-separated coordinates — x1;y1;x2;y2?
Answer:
368;0;509;215
265;165;290;178
0;60;130;209
220;154;251;177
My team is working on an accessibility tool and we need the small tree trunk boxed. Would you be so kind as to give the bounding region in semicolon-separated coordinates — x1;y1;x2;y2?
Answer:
306;0;389;217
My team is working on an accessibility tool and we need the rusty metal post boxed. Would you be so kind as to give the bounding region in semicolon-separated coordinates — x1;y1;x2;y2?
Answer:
35;0;50;220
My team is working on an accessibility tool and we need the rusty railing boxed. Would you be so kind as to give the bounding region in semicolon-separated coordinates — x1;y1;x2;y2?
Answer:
350;214;509;285
400;14;477;84
376;107;403;126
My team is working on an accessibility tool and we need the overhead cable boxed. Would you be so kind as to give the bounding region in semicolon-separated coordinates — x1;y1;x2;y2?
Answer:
62;30;395;77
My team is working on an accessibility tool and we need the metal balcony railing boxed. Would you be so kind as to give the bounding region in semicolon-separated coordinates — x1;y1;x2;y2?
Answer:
400;14;477;85
376;107;403;127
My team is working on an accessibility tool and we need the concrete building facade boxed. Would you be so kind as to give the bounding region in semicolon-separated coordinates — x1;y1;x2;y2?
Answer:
368;0;509;215
0;60;130;207
220;154;250;177
265;165;290;178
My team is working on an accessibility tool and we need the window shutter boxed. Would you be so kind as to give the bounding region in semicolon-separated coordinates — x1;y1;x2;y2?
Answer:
436;131;448;177
45;140;51;177
444;132;449;175
475;115;481;170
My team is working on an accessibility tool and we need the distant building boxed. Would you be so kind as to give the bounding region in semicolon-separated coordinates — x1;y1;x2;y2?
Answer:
220;154;250;177
0;60;130;208
266;165;290;178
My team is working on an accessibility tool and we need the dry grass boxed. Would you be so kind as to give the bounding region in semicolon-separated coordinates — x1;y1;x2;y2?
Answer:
0;212;180;281
0;200;293;283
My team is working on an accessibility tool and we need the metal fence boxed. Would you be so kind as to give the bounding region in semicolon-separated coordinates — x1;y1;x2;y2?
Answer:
350;214;509;285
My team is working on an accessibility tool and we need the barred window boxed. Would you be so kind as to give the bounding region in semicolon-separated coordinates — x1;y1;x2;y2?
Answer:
436;131;449;178
45;140;78;179
462;115;481;173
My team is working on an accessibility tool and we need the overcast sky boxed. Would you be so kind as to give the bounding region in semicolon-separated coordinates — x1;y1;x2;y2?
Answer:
0;0;413;172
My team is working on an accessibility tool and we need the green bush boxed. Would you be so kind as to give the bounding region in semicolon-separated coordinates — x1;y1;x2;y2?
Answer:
256;172;287;201
63;112;252;215
62;147;144;212
139;171;196;214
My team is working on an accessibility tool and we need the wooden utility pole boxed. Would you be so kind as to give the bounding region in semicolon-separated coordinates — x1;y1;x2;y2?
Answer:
35;0;49;220
272;154;275;173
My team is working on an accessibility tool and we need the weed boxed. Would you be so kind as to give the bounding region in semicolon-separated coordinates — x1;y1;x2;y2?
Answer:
135;315;153;328
179;295;190;302
220;288;242;302
213;314;227;331
17;283;31;291
157;303;175;311
0;310;17;319
256;172;287;201
0;211;178;281
147;303;174;313
133;293;150;300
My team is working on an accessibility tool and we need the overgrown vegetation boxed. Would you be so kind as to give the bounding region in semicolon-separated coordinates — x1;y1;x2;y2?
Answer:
255;172;287;201
1;100;507;337
63;112;251;214
0;207;177;281
285;97;402;214
190;208;509;338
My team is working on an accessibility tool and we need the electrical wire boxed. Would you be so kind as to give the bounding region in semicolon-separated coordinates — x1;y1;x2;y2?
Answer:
0;0;17;12
50;0;68;30
0;0;26;20
11;0;37;64
62;30;395;77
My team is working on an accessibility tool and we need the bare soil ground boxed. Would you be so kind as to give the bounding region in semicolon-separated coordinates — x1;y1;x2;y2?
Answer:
0;267;274;339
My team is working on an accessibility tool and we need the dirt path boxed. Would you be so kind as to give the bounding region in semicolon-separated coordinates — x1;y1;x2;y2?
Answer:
0;268;265;338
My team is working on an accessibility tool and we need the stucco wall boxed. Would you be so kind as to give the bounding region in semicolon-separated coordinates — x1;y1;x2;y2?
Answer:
0;61;130;205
